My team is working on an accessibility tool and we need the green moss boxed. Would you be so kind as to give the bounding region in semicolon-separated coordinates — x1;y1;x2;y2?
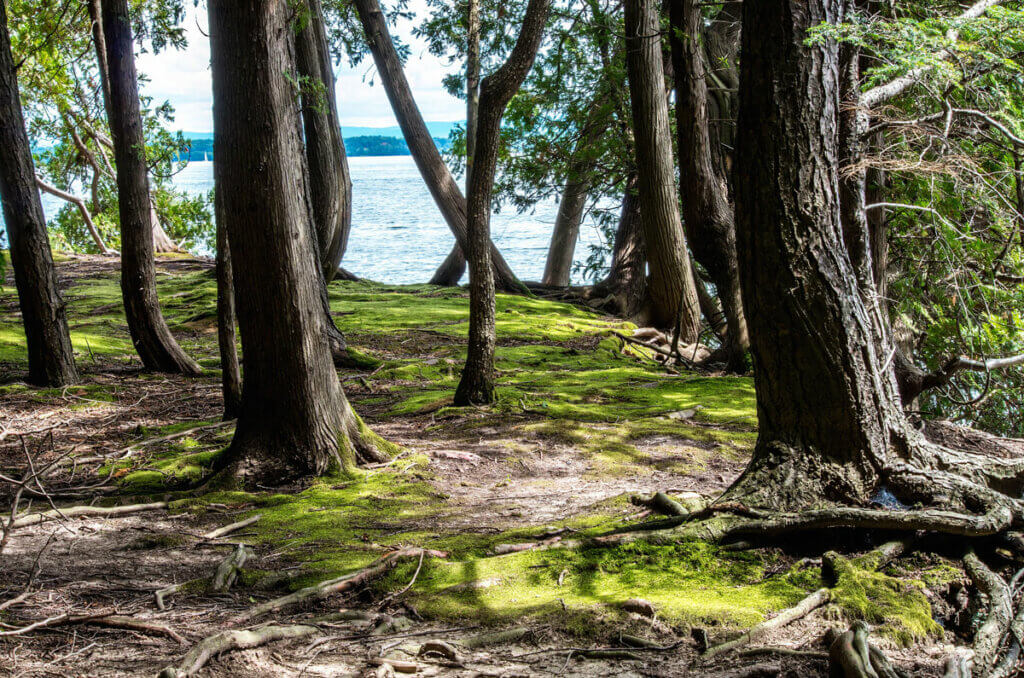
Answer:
827;551;941;646
383;539;810;632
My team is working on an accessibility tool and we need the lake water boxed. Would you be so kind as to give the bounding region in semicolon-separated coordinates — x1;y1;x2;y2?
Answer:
26;155;607;285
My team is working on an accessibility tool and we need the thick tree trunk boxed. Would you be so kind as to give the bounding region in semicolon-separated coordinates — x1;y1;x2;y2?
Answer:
352;0;522;292
669;0;748;372
594;176;648;319
101;0;199;375
542;98;608;287
295;0;352;281
726;0;909;510
623;0;702;335
466;0;480;191
0;4;78;387
214;200;241;420
209;0;391;481
90;0;177;255
454;0;551;405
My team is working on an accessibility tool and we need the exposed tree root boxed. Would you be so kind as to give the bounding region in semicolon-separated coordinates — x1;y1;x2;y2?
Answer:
211;544;251;593
157;624;318;678
0;609;184;644
231;548;446;624
965;550;1014;677
826;621;907;678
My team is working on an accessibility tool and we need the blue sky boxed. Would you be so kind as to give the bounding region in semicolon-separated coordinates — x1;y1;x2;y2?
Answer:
135;1;464;133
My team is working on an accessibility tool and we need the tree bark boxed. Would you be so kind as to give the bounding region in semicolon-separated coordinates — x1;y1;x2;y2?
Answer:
214;198;241;420
209;0;391;481
0;2;78;387
101;0;200;375
594;175;648;319
726;0;910;509
466;0;480;191
295;0;352;281
454;0;551;405
669;0;748;371
623;0;702;335
542;98;608;287
352;0;523;291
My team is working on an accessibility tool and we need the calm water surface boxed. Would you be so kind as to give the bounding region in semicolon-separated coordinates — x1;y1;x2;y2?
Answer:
30;155;606;285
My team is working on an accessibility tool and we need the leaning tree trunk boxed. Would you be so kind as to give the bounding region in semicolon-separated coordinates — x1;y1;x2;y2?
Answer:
0;2;78;387
294;0;364;367
454;0;551;405
295;0;352;280
208;0;392;481
623;0;702;335
669;0;749;372
725;0;910;510
542;97;609;287
89;0;178;255
214;199;241;420
593;175;648;319
352;0;524;292
101;0;200;375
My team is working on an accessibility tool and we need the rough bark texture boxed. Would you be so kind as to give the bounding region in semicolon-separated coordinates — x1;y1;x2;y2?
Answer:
594;176;648;319
669;0;749;371
101;0;200;375
727;0;910;509
454;0;551;405
295;0;352;281
214;200;241;420
542;98;608;287
0;2;79;386
624;0;702;334
352;0;522;291
209;0;390;481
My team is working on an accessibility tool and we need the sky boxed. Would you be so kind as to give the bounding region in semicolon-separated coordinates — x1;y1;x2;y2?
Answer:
135;1;464;133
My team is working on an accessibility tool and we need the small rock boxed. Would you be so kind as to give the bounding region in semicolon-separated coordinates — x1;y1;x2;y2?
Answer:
621;598;656;617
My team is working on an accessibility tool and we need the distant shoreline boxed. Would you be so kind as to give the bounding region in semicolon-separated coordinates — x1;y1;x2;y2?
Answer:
176;134;451;162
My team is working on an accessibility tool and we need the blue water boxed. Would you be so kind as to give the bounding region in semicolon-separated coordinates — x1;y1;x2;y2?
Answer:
21;155;606;285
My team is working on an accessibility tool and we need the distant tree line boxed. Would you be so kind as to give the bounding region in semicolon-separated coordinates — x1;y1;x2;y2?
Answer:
175;134;451;161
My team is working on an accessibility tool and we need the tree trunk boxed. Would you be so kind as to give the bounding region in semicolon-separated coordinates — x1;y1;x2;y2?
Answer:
90;0;178;255
429;245;466;286
454;0;551;405
101;0;200;375
669;0;748;372
215;199;241;420
295;0;352;281
623;0;702;335
0;3;78;387
466;0;480;191
352;0;522;292
208;0;392;481
726;0;909;510
594;175;648;319
542;98;608;287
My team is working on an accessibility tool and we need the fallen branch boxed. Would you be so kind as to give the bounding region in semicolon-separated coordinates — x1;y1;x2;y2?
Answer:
203;514;260;540
11;501;168;529
701;589;830;660
157;624;317;678
231;548;446;624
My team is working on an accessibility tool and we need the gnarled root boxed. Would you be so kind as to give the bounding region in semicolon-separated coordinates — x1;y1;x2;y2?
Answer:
157;624;318;678
826;621;907;678
964;550;1013;678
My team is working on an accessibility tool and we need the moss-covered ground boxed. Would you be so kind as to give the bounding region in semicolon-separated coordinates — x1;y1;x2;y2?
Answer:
0;254;958;673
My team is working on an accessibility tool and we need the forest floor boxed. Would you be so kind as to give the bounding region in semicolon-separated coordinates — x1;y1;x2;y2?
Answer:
0;254;987;677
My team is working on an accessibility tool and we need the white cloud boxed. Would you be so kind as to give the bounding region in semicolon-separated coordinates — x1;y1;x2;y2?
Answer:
135;2;463;133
